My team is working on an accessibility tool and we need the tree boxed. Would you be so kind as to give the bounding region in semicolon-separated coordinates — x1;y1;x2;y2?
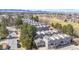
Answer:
1;17;7;26
0;23;9;39
64;19;67;22
3;15;16;26
51;23;54;27
20;26;27;49
31;15;34;19
20;24;37;49
0;17;9;39
62;24;74;35
58;24;62;29
15;16;23;27
21;23;28;33
20;34;32;49
34;16;39;22
0;45;2;50
66;24;74;35
62;25;67;33
27;25;36;38
1;15;16;26
31;16;39;22
54;23;62;30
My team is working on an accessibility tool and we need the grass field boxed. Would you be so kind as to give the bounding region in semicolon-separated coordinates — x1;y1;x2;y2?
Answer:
50;17;79;30
50;17;79;37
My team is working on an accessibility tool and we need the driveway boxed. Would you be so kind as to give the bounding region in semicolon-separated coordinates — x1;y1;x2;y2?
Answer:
7;38;18;50
0;26;20;50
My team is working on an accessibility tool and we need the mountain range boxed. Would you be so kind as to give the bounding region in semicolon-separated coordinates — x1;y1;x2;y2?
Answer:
0;9;79;13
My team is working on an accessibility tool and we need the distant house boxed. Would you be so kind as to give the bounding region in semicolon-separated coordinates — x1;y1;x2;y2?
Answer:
46;34;72;49
35;34;72;49
6;27;18;38
23;18;72;49
34;38;45;48
36;29;58;38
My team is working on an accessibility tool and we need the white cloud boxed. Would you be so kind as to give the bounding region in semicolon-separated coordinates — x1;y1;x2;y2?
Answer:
0;0;79;9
